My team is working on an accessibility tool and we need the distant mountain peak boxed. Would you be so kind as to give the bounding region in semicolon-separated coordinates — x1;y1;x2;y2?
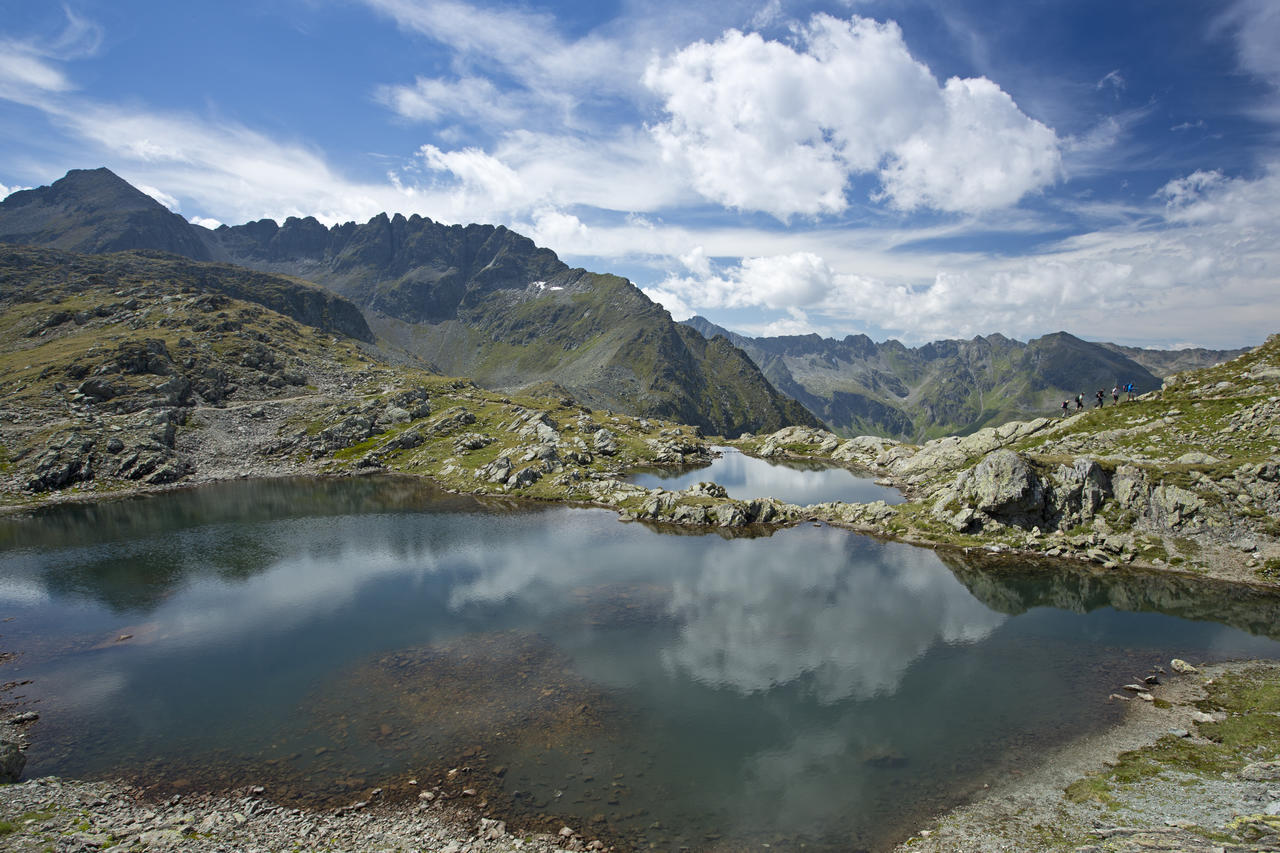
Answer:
0;166;210;260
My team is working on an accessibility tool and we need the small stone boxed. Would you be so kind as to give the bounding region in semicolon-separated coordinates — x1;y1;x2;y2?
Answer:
559;826;577;838
1170;659;1198;674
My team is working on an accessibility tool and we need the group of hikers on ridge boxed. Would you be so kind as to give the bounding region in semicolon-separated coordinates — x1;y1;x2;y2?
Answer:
1060;382;1138;416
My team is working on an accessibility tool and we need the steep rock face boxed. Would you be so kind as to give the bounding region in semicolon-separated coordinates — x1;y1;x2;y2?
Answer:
0;169;811;437
213;214;566;324
683;316;1245;441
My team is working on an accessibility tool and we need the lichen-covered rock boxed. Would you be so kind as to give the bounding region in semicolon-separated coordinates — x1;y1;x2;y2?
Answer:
475;455;512;483
1048;457;1110;523
713;503;748;527
452;432;492;453
758;426;840;457
592;428;619;456
508;465;543;488
383;405;411;425
1148;484;1204;529
833;435;902;468
956;449;1045;519
670;504;710;525
428;407;476;436
317;414;377;452
681;481;727;499
388;428;424;451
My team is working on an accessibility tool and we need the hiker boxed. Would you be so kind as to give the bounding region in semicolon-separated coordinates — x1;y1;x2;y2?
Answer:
1126;382;1136;401
1112;385;1120;404
1061;399;1070;417
1076;392;1084;410
1095;389;1105;407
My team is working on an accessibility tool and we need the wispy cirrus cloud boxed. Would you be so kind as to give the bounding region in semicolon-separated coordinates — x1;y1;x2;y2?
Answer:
0;5;100;105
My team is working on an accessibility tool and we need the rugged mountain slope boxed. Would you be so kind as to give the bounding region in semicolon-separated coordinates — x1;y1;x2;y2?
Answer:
685;316;1214;440
0;169;814;436
0;243;713;501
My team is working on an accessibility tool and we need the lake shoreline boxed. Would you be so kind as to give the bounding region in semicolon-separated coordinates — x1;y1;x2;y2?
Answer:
4;659;1280;851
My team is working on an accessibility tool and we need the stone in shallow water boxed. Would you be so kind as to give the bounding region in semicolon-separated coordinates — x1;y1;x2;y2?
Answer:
0;739;25;782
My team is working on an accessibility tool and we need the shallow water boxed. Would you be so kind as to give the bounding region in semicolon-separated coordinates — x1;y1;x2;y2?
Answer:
630;445;904;505
1;477;1279;851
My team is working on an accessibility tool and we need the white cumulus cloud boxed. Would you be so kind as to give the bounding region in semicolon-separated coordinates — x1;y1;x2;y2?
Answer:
646;162;1280;347
645;14;1062;219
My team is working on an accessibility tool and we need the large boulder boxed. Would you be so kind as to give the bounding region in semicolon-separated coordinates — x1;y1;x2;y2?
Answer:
957;449;1046;519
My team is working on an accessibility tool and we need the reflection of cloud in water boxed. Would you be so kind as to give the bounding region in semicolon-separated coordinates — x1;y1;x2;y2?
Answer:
0;573;51;605
739;729;873;826
635;447;901;505
661;527;1005;702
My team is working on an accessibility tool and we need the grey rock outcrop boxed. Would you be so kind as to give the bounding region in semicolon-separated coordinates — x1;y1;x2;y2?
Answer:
959;449;1045;517
0;740;25;783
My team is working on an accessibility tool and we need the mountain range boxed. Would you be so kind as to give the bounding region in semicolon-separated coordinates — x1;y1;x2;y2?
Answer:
0;168;1250;442
0;168;815;437
683;316;1248;441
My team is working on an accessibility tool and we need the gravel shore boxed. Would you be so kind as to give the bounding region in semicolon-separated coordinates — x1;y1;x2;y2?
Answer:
893;659;1280;852
0;774;600;853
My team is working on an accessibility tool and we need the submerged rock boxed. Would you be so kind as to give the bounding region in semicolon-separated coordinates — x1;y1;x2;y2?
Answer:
0;739;25;783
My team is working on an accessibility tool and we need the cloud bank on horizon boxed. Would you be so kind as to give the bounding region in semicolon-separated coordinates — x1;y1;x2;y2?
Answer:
0;0;1277;349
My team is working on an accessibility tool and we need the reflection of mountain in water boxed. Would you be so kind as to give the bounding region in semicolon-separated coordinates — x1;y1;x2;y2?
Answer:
0;476;527;613
942;551;1280;642
662;528;1006;702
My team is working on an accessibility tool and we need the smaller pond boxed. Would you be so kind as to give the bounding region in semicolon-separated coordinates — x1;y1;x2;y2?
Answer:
630;445;904;506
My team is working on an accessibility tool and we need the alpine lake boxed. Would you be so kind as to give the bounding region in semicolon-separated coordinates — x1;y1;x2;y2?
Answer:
3;455;1280;852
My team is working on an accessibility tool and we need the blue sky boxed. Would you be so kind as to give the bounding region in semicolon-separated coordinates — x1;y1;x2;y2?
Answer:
1;0;1278;348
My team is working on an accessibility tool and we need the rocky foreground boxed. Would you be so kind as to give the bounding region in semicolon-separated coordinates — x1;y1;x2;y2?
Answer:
0;773;594;853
